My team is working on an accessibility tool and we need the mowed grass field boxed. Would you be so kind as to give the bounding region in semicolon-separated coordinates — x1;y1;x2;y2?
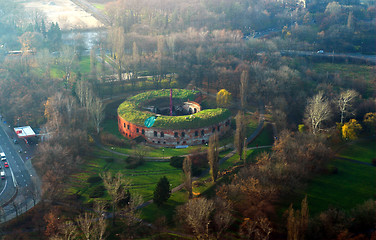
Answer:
288;139;376;216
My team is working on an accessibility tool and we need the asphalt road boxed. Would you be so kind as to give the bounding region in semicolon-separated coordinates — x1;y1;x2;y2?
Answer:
0;117;40;222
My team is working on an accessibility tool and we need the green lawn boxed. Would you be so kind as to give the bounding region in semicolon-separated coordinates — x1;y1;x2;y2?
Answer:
248;123;274;148
141;190;188;224
68;158;184;203
301;159;376;215
337;139;376;164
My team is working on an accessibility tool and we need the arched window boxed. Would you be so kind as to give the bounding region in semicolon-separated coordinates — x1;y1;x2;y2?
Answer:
195;131;198;136
154;131;158;137
160;132;164;138
136;128;139;133
142;129;145;135
174;132;178;138
181;132;185;137
201;130;205;136
217;126;221;131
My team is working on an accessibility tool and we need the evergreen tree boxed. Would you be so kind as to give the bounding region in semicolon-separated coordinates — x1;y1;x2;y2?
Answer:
153;176;171;206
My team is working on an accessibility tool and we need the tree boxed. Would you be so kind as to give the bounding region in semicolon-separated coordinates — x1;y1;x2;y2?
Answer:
100;172;130;225
363;112;376;135
234;111;246;161
90;47;97;79
177;198;215;239
287;196;309;240
337;89;358;124
76;212;95;240
183;156;193;199
108;26;126;81
153;176;171;206
90;97;105;134
239;216;272;240
240;70;249;110
305;92;331;135
216;89;232;108
342;119;362;140
57;221;78;240
208;133;219;182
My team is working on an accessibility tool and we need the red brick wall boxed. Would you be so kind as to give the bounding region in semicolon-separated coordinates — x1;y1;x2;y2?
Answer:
118;115;231;146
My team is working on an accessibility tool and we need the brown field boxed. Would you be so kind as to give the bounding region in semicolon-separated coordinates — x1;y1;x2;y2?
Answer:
22;0;103;30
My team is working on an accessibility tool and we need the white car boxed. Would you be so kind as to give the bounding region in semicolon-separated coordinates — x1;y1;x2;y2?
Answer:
317;50;324;54
0;152;5;161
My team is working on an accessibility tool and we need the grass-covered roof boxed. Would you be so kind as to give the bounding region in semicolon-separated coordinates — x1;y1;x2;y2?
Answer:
118;89;231;130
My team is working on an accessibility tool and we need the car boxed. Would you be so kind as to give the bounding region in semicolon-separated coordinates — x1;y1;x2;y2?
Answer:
0;152;5;161
13;139;18;144
317;50;324;54
1;171;5;180
4;162;9;168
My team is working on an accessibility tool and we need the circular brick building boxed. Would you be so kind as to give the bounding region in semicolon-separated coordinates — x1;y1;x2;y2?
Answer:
117;89;231;147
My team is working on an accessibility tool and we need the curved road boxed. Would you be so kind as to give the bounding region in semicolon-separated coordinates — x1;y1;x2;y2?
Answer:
0;118;40;222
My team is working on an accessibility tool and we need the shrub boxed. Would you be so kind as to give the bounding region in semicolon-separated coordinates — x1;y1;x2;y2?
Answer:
89;185;106;198
105;157;114;163
87;176;102;184
170;156;184;169
372;158;376;166
100;133;128;147
349;199;376;234
125;156;145;169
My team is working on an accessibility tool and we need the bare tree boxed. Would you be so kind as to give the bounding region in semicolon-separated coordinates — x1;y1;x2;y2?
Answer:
213;198;233;239
59;220;78;240
240;70;249;110
74;201;108;240
76;212;95;240
59;46;76;83
239;216;272;240
108;26;126;81
100;172;130;225
90;97;105;134
93;200;108;240
337;89;359;124
304;92;331;135
177;198;215;239
183;156;193;199
208;133;219;182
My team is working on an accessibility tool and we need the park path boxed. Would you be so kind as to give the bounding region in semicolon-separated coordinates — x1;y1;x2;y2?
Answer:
335;157;375;167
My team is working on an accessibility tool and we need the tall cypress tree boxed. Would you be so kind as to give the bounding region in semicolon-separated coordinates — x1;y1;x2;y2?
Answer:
153;176;171;206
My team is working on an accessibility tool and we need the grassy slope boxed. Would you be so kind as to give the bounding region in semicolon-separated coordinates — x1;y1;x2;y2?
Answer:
303;159;376;215
68;158;184;203
284;139;376;216
337;139;376;163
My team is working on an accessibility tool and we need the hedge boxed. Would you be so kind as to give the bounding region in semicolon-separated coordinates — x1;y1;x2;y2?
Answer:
118;89;231;130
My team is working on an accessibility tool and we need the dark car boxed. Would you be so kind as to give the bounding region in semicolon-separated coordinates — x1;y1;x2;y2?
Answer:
13;139;18;144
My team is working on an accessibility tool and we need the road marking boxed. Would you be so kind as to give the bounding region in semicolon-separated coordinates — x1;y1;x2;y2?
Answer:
0;179;8;196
